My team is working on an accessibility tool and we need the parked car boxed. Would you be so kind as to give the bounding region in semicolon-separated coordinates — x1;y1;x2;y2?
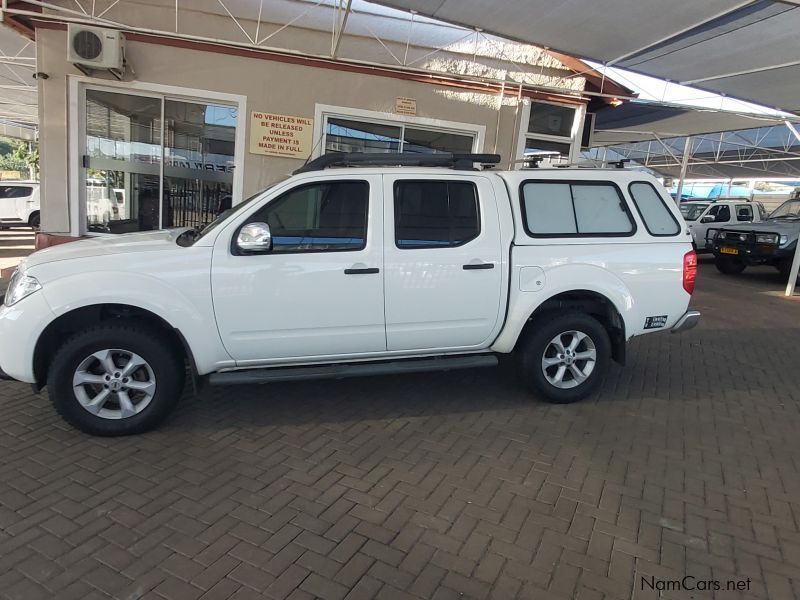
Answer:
711;193;800;279
679;199;765;251
0;181;40;230
0;153;700;436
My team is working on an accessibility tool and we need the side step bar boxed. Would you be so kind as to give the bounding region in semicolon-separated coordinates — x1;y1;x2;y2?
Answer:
209;354;498;386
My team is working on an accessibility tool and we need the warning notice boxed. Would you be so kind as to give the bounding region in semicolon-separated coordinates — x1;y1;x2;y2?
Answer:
249;111;314;159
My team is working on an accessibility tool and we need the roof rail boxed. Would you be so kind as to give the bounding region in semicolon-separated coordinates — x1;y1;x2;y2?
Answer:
293;152;501;174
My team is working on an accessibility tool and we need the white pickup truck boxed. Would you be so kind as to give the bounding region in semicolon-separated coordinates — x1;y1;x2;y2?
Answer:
0;153;699;435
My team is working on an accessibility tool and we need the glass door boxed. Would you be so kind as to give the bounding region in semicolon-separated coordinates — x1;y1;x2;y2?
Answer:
81;86;238;234
83;88;162;233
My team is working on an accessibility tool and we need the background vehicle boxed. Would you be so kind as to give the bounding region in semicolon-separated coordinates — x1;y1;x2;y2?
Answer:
679;199;765;251
0;153;699;436
711;193;800;279
0;181;40;230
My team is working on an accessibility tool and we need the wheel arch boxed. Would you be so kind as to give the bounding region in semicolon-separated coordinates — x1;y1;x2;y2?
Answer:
500;288;629;365
33;303;196;391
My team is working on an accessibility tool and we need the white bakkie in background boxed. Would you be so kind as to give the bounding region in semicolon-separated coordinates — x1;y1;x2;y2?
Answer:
0;154;699;436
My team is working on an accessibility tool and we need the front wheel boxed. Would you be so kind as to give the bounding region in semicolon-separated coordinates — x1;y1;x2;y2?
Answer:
47;322;185;436
715;256;746;275
517;311;610;404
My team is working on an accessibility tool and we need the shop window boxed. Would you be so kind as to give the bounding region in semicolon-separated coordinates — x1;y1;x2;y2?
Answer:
249;181;369;252
82;88;237;234
394;180;480;248
521;181;634;237
323;115;476;156
518;101;580;169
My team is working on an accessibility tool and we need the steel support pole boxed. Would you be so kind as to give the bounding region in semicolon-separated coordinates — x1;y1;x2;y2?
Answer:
674;136;691;205
785;239;800;297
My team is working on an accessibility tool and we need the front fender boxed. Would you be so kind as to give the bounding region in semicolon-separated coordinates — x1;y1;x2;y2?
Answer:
492;263;634;353
38;270;232;374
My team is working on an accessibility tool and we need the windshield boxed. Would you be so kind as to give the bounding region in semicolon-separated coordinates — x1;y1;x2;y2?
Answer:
768;199;800;220
679;203;709;221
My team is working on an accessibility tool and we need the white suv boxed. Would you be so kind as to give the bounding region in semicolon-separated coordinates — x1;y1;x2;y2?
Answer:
0;154;699;435
0;181;40;230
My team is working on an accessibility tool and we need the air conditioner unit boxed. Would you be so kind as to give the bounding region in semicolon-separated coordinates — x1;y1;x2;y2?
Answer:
67;24;125;71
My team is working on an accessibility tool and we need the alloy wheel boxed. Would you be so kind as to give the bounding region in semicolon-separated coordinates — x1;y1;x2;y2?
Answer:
72;349;156;419
541;330;597;389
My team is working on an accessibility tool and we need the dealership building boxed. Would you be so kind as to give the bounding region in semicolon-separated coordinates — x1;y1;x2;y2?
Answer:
0;0;630;241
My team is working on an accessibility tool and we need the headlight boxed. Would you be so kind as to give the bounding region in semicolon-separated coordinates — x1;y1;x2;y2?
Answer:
756;233;779;244
779;235;789;246
4;270;41;306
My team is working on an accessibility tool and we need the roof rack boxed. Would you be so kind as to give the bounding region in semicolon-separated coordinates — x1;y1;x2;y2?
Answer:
293;152;501;174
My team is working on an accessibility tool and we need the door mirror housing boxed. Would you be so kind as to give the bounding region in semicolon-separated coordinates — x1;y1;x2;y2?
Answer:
236;222;272;253
700;215;715;223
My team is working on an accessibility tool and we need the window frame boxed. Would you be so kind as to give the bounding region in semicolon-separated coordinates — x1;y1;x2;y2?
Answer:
393;179;481;250
0;186;33;199
231;179;370;256
518;179;637;239
627;181;682;237
515;100;585;170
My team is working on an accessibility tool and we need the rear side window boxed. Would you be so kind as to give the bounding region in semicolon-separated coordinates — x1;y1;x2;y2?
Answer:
520;181;634;237
0;186;32;199
628;182;681;236
394;181;480;248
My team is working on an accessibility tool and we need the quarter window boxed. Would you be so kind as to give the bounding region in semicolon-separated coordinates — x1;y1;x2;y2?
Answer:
521;181;634;236
628;182;681;236
248;181;368;253
394;181;480;248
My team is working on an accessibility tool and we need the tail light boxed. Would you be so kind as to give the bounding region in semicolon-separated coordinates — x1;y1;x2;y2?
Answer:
683;250;697;295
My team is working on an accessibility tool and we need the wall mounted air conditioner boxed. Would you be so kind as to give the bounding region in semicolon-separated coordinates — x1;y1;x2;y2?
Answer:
67;24;125;72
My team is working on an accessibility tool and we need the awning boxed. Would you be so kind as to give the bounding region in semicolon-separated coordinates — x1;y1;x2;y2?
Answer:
369;0;800;114
592;102;798;145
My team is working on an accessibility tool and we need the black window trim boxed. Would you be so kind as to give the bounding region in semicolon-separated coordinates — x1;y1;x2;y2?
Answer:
519;179;637;239
231;179;370;256
393;179;481;250
627;181;682;237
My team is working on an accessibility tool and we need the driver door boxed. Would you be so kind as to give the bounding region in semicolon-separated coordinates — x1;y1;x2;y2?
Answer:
211;175;386;364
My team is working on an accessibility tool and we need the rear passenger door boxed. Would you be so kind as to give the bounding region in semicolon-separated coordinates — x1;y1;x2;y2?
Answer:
383;175;503;352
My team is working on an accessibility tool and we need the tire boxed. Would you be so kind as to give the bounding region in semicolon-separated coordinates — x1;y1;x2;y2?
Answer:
714;256;746;275
28;212;40;231
517;311;610;404
46;321;185;436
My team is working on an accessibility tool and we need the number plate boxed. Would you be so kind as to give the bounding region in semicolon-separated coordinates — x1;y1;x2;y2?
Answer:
720;246;739;255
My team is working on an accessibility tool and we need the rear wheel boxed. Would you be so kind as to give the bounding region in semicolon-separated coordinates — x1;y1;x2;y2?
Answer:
28;212;40;231
517;311;610;404
47;322;185;436
715;255;746;275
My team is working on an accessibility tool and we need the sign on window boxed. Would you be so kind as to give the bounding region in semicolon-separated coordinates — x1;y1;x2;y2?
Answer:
249;111;314;159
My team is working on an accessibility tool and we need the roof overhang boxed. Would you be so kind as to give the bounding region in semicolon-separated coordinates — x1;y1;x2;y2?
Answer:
369;0;800;114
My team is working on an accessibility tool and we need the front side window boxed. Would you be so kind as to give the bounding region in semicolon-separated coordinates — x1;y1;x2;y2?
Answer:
707;204;730;222
248;181;368;252
521;181;634;237
0;186;32;199
629;182;681;236
394;181;480;248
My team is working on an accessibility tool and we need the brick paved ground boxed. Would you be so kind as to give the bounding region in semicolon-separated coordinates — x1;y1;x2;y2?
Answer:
1;259;799;600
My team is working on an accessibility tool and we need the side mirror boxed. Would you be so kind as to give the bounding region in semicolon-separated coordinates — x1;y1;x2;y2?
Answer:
236;222;272;253
700;215;715;223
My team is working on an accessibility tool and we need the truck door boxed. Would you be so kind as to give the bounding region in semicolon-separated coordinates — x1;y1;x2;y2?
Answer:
211;175;386;363
383;174;503;352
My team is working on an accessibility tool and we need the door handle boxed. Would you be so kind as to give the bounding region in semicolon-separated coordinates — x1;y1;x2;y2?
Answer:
344;267;379;275
463;262;494;270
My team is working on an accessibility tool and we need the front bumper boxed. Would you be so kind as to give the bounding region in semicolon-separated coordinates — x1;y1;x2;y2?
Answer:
671;310;700;333
711;231;795;264
0;291;54;383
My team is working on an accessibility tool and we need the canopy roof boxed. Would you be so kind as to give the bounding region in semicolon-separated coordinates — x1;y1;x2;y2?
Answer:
371;0;800;114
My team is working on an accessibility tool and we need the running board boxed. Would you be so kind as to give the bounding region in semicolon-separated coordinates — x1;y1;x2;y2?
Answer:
208;354;498;386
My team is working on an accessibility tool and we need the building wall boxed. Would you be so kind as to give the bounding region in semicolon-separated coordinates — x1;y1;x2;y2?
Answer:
37;27;581;235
